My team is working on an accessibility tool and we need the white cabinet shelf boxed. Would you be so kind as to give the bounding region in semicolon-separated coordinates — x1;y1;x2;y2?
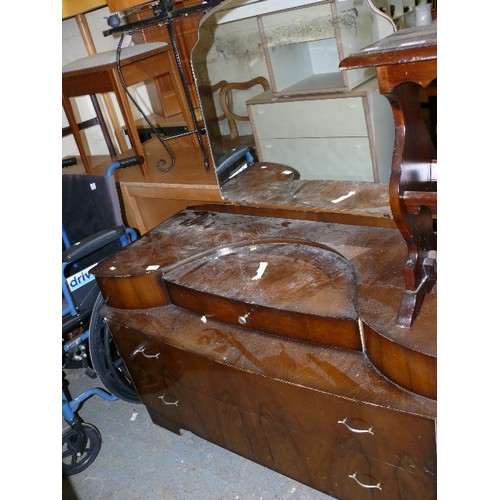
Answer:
258;0;384;95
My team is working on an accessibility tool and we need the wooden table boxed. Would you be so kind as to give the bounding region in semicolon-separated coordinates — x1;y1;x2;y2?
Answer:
340;23;437;328
63;42;197;175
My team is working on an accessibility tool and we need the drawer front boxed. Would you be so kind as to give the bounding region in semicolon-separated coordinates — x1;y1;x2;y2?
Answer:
283;427;436;499
257;137;374;181
143;371;438;499
250;97;368;139
110;322;435;477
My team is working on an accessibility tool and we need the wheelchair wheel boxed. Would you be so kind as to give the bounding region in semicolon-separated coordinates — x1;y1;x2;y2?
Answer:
62;423;101;475
88;293;140;403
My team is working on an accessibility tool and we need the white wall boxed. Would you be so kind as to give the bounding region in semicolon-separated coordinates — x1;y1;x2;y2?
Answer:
62;6;154;157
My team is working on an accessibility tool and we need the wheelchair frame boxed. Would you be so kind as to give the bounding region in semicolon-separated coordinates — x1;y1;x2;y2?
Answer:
62;156;142;475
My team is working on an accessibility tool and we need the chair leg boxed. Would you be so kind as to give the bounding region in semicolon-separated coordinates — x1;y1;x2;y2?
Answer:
62;95;93;174
111;73;149;175
90;94;117;158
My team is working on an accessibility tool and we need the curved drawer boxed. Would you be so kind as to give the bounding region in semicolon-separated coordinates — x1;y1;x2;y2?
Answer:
162;240;361;349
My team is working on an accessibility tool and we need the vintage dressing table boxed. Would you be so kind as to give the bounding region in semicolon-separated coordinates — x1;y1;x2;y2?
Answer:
91;18;437;500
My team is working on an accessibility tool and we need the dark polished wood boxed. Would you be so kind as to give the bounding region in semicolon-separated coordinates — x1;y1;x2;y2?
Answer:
340;23;437;329
92;205;436;498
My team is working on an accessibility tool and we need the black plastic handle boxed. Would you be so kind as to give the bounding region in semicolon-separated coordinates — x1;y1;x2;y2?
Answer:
116;155;144;168
62;156;77;168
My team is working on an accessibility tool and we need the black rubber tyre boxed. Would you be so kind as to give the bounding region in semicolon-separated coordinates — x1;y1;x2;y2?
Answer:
62;423;101;476
88;293;140;403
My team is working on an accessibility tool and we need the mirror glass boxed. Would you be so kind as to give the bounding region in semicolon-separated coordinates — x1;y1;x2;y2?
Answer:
191;0;396;213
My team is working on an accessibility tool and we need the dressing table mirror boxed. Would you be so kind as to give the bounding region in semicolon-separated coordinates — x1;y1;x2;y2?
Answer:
191;0;402;219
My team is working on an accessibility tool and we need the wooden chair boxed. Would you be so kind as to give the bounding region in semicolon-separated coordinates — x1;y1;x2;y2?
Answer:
62;1;126;168
219;76;270;142
203;78;268;183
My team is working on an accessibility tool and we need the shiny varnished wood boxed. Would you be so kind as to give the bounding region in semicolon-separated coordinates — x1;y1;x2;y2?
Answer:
163;239;361;350
92;205;436;497
92;206;436;398
340;23;437;328
104;305;436;498
126;0;205;119
221;162;395;229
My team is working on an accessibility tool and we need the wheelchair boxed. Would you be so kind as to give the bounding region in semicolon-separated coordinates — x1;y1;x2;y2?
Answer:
62;155;143;475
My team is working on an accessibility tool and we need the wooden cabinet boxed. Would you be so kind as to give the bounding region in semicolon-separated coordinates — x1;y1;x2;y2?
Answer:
248;78;394;181
93;205;437;499
106;308;436;499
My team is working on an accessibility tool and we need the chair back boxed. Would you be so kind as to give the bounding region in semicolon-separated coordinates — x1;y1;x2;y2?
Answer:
62;174;123;245
219;77;270;140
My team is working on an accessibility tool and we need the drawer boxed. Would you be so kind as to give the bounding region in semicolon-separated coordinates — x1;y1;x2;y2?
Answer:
130;359;436;498
117;339;436;500
257;137;375;181
139;373;437;499
111;323;435;482
250;96;368;139
284;426;436;499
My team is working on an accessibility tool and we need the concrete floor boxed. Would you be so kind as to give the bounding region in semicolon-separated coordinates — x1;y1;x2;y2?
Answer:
62;367;333;499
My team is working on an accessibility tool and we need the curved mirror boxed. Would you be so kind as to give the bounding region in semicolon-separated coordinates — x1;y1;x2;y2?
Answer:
192;0;400;214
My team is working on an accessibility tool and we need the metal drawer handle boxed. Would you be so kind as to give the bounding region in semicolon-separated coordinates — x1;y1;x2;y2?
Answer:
133;347;160;359
348;472;382;490
158;395;179;406
337;417;374;435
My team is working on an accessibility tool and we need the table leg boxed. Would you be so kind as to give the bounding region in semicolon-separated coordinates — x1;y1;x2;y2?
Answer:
387;81;437;328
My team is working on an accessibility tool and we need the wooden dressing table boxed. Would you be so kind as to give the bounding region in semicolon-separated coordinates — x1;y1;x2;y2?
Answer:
90;18;437;500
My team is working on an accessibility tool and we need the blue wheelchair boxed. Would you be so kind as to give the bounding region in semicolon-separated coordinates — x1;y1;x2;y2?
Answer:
62;156;142;475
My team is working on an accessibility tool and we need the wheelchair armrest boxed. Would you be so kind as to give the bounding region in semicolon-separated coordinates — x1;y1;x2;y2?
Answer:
63;226;127;264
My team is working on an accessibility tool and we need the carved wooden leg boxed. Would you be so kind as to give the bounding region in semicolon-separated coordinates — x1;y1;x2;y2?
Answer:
386;82;437;328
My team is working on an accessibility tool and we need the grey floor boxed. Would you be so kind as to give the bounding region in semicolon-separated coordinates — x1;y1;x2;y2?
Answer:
62;367;333;500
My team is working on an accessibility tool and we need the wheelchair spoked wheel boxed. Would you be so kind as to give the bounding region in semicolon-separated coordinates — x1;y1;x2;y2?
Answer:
88;293;140;403
62;423;101;475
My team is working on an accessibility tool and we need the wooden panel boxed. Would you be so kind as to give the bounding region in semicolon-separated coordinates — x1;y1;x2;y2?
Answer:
163;240;361;349
96;272;170;309
92;206;436;400
107;0;152;12
62;0;107;18
128;1;204;115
